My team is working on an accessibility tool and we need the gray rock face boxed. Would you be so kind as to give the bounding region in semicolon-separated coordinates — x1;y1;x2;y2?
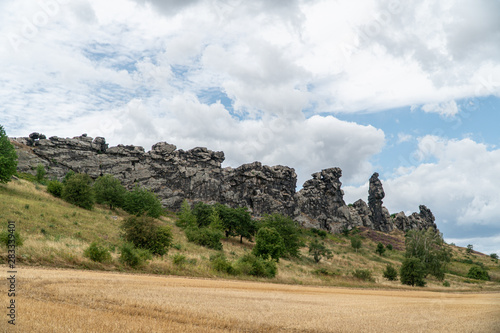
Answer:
393;205;438;232
295;168;347;231
221;162;297;217
368;172;394;232
10;133;438;234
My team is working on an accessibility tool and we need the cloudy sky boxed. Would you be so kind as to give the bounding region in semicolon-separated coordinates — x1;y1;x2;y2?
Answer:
1;0;499;255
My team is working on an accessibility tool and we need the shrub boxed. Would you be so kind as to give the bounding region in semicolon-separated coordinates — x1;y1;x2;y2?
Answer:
0;230;23;248
386;244;393;251
467;266;490;281
176;200;197;228
350;237;362;253
47;180;63;198
123;186;164;218
236;253;277;278
62;170;75;184
210;252;236;275
308;238;333;263
84;242;112;263
259;213;301;257
61;173;94;210
383;264;398;281
443;280;450;287
193;202;214;227
252;227;285;261
172;254;187;266
352;269;374;282
121;215;173;256
376;242;386;256
0;125;17;184
400;258;426;287
35;164;47;183
185;226;223;250
93;174;126;209
310;228;327;238
119;243;152;268
490;253;498;260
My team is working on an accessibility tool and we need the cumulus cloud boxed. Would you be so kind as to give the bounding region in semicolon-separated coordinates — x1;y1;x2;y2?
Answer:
421;101;459;117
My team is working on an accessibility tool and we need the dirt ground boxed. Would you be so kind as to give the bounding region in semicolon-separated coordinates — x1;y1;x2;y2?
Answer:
1;267;499;332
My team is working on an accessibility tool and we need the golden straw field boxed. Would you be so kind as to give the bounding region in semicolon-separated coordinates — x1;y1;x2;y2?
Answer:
1;266;499;332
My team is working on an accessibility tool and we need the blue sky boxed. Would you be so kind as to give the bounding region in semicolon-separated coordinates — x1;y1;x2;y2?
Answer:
0;0;499;255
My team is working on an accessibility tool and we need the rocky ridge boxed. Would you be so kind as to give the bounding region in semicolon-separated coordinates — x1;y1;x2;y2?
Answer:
11;133;438;234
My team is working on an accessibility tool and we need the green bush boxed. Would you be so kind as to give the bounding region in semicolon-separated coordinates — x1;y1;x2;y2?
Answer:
383;264;398;281
400;258;426;287
61;173;95;210
350;237;362;252
193;202;214;227
84;242;112;263
236;253;277;278
35;164;47;183
119;243;152;268
443;280;450;287
185;226;223;250
0;230;23;248
176;200;197;228
252;227;285;261
63;170;75;184
310;228;327;238
259;213;301;257
172;254;187;266
121;215;173;256
123;186;164;218
47;180;63;198
467;266;490;281
352;269;374;282
386;244;393;251
376;242;386;256
210;252;236;275
93;174;126;209
308;238;333;263
0;125;18;184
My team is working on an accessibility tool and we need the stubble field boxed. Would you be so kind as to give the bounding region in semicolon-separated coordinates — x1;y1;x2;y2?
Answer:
1;267;499;332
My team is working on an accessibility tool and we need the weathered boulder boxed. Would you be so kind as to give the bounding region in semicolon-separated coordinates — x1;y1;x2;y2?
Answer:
393;205;438;232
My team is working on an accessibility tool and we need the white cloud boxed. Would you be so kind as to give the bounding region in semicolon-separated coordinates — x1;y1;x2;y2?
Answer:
421;101;459;117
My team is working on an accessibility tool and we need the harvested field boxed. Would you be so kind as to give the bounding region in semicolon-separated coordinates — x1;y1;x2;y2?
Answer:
1;267;499;332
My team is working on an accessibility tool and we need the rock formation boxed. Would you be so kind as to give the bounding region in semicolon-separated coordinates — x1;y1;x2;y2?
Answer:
367;172;394;232
11;133;438;234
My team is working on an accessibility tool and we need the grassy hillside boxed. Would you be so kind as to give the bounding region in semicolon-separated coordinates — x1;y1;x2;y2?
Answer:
1;178;499;291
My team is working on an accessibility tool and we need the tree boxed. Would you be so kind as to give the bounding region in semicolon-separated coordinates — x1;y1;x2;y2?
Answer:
0;125;17;184
308;238;333;263
252;227;285;261
93;174;126;209
176;200;196;228
35;164;47;183
490;253;499;260
383;264;398;281
260;214;301;257
121;215;173;256
376;242;386;256
123;186;164;218
193;202;214;227
400;258;426;287
466;244;473;254
405;228;451;281
214;204;256;243
61;173;95;210
351;237;362;253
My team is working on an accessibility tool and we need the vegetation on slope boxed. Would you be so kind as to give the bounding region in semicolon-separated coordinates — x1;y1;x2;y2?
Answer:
0;178;499;290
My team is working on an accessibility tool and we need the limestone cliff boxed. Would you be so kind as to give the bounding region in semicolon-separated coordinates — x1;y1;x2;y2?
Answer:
11;133;437;234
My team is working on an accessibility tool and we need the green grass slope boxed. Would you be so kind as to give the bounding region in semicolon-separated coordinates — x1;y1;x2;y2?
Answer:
1;178;499;291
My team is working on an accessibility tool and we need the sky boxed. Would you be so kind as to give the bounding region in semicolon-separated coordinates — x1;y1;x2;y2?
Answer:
1;0;499;255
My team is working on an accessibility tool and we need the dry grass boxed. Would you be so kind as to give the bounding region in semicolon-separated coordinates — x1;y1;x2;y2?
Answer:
1;266;499;332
